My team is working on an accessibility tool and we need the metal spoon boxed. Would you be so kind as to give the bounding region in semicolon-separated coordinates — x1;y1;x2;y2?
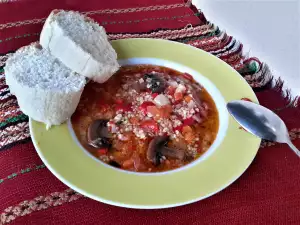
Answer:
227;100;300;157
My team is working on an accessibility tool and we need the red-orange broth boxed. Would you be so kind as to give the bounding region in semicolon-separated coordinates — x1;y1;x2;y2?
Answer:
71;65;219;172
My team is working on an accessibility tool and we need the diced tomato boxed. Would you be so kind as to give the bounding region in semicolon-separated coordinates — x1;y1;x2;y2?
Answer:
184;95;193;103
151;93;159;98
174;124;183;132
115;103;132;112
122;159;134;168
129;117;140;125
97;148;108;155
167;86;176;95
140;120;159;133
161;105;172;117
147;105;172;120
183;117;195;126
147;105;161;118
174;92;183;101
182;126;195;143
182;125;193;134
241;98;252;102
139;101;155;114
185;133;195;143
182;72;193;81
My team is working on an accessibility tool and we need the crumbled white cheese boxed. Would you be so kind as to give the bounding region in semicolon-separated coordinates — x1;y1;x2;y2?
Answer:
175;84;186;93
118;133;129;141
168;80;178;87
114;114;122;122
188;100;196;109
154;94;170;106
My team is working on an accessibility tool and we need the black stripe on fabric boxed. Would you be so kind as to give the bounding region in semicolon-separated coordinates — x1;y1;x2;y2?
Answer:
0;51;14;56
0;116;29;130
0;137;32;152
0;90;10;97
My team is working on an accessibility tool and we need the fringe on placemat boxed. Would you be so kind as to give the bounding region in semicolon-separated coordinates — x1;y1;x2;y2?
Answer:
273;78;299;107
0;6;298;107
0;34;298;108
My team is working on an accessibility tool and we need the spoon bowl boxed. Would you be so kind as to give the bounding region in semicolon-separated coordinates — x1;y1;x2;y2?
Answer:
227;100;300;157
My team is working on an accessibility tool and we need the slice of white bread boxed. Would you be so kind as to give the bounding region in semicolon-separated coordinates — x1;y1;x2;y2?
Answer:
40;10;119;83
4;43;86;127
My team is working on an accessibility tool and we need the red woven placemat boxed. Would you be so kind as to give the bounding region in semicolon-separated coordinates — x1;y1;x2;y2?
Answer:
1;1;300;224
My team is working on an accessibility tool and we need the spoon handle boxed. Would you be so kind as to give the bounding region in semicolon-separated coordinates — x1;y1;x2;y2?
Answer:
286;140;300;157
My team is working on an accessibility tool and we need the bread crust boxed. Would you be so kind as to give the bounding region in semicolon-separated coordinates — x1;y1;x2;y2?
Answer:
40;10;119;83
4;43;85;127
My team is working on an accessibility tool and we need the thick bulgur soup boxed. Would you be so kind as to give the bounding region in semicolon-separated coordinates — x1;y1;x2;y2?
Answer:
71;65;219;172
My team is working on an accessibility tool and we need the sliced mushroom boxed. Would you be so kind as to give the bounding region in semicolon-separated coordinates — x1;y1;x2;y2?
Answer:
143;73;166;93
109;160;121;168
147;136;185;166
190;89;202;107
160;147;185;160
87;119;112;148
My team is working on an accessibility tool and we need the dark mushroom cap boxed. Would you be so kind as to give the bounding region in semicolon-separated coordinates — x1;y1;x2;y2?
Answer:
109;160;121;168
147;136;185;166
147;136;168;165
143;73;166;93
87;119;112;148
160;147;185;160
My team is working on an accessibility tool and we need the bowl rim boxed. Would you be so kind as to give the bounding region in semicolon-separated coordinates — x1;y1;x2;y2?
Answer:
67;57;229;176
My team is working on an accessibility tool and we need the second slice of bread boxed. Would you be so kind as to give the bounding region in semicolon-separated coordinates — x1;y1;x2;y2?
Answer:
5;43;86;127
40;10;119;83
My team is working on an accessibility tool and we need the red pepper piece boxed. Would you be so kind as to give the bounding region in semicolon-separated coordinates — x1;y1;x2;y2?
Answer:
183;117;195;126
140;120;159;133
182;72;193;81
97;148;108;155
151;93;159;98
174;92;184;101
115;103;132;112
167;86;176;95
174;124;183;132
139;101;155;114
